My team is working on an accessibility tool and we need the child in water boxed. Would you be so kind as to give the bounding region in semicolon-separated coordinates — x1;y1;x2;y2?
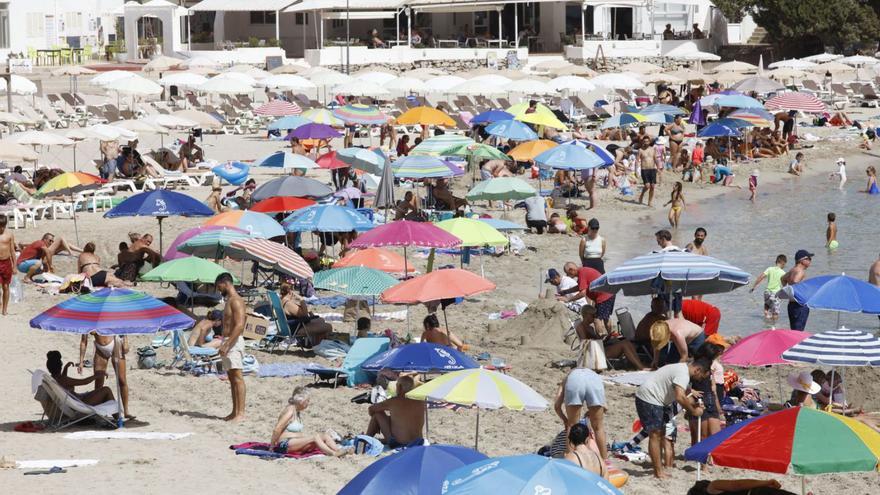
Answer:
826;212;838;250
665;181;685;228
748;169;758;202
864;166;880;195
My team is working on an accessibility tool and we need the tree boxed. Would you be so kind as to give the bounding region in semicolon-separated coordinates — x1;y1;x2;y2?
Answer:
712;0;754;23
749;0;880;54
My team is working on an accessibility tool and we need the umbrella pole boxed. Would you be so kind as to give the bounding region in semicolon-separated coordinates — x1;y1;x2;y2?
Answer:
442;307;452;347
696;416;702;480
801;476;805;495
113;335;124;428
157;216;166;254
73;209;80;246
474;408;480;451
73;143;77;172
775;366;783;401
424;407;430;440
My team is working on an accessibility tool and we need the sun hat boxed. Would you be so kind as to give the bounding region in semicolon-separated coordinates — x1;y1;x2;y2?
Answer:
836;157;846;163
787;371;821;394
650;320;671;350
750;169;759;177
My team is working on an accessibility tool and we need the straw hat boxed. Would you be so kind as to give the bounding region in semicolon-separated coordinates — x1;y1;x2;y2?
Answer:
650;320;671;350
787;371;821;394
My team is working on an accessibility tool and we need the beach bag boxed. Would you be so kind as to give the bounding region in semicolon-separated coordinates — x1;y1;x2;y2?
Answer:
579;339;607;371
509;235;525;254
137;347;157;369
241;354;260;374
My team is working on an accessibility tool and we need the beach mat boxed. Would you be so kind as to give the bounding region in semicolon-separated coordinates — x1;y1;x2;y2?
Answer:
230;442;323;459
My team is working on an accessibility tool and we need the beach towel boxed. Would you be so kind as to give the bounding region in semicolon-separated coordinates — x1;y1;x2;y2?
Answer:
315;310;407;322
229;442;323;459
256;362;318;378
312;340;350;359
305;295;349;308
15;459;98;469
63;431;192;441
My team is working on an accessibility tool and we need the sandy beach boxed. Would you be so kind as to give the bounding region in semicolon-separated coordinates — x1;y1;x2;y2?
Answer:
2;71;880;495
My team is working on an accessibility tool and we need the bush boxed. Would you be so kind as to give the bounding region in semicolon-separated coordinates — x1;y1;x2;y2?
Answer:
248;37;260;48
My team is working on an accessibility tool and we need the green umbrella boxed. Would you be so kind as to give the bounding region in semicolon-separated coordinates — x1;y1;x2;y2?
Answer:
466;177;537;202
141;257;239;284
440;143;510;161
313;266;398;297
177;229;252;259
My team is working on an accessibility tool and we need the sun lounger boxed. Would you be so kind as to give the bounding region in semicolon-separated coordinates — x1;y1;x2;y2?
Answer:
31;370;118;430
306;337;389;388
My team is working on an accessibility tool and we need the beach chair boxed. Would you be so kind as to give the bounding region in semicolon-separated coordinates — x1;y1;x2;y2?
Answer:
857;84;879;107
169;329;222;374
306;337;390;388
264;290;308;353
31;370;118;430
615;307;653;365
829;84;850;108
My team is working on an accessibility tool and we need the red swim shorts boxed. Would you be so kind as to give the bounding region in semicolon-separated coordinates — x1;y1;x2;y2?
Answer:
0;258;12;285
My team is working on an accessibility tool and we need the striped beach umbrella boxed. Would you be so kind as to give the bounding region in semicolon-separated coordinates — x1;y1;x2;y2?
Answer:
391;155;462;179
409;134;475;156
441;142;510;161
301;108;343;126
685;407;880;475
141;256;238;284
177;228;254;259
764;92;827;113
332;104;388;125
203;210;285;238
534;142;606;171
641;103;688;116
600;112;666;129
282;204;374;233
466;177;536;201
255;150;319;170
226;237;313;279
313;266;398;297
728;108;775;127
36;172;104;197
254;99;302;116
781;327;880;366
337;147;386;175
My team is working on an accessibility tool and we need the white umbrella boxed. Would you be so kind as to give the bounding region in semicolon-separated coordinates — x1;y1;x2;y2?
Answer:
11;130;74;147
839;55;879;67
548;65;597;77
808;61;855;74
710;60;758;73
385;77;429;94
505;78;555;95
83;124;138;142
0;112;34;127
332;80;390;97
425;75;467;92
143;56;185;72
547;76;596;92
400;67;448;80
0;139;39;161
270;64;307;74
91;70;137;87
113;119;168;134
730;76;786;94
105;75;163;96
640;72;685;85
711;71;747;86
212;71;257;86
198;76;254;95
590;73;644;90
146;115;198;129
468;74;513;86
801;53;843;63
667;68;706;84
182;56;219;69
187;66;221;76
261;74;316;91
0;75;38;95
159;72;207;88
171;110;223;130
768;59;817;70
226;64;270;79
666;44;721;61
309;71;354;87
355;71;398;85
300;66;334;77
52;66;97;77
450;79;504;95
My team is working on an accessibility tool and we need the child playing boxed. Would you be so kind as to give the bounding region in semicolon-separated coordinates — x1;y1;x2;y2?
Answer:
691;142;705;175
749;254;787;322
748;169;758;202
830;157;847;190
826;212;838;250
664;181;685;228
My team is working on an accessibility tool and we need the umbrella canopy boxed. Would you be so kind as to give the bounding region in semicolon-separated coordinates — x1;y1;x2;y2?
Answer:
11;130;74;147
309;71;354;87
267;115;310;131
30;288;193;335
362;342;479;372
470;110;513;124
392;155;462;179
333;104;388;125
142;257;238;284
0;140;38;161
620;61;664;73
590;72;645;89
840;55;879;66
334;247;415;273
731;76;786;94
450;79;504;95
316;151;349;170
147;115;198;130
105;75;163;96
764;92;828;113
105;189;213;219
396;106;455;127
699;93;764;109
158;72;208;89
291;122;342;140
177;228;254;259
255;150;319;170
338;147;386;175
478;218;525;231
384;76;429;93
779;274;880;314
508;139;557;161
566;140;615;166
0;75;38;95
685;407;880;475
697;121;744;138
440;143;510;161
35;172;103;197
547;75;597;92
226;238;314;280
351;220;461;249
466;177;535;201
424;75;467;92
534;142;605;170
338;445;487;495
171;110;224;130
302;107;344;125
313;266;398;297
769;59;818;69
252;176;333;201
199;76;254;95
203;210;285;238
728;108;775;127
506;102;568;130
641;104;688;116
409;135;476;156
249;196;315;214
333;80;390;97
164;225;241;261
721;329;812;367
254;99;302;117
781;327;880;366
802;53;842;63
505;78;555;95
591;251;750;297
435;218;508;247
407;368;546;411
382;268;493;303
91;70;136;87
52;66;98;77
143;55;184;72
270;64;306;74
261;74;316;90
282;204;373;233
442;454;622;495
711;60;758;72
485;119;539;141
600;112;666;129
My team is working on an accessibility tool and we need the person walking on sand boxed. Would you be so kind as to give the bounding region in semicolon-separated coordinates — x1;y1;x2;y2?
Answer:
748;169;758;202
665;181;685;228
782;250;813;330
751;254;787;323
0;216;15;315
826;212;838;250
638;142;658;207
216;272;246;421
554;367;609;460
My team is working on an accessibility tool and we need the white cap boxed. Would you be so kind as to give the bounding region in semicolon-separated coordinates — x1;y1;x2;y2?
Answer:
836;157;845;163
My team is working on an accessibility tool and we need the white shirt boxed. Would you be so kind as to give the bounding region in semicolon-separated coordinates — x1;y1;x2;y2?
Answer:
557;275;587;307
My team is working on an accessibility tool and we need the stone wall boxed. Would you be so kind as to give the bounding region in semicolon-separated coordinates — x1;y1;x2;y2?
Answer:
324;57;509;74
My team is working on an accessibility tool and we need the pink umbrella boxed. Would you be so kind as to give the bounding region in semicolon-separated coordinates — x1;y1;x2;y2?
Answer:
349;220;461;275
164;225;247;260
721;329;813;367
226;237;314;280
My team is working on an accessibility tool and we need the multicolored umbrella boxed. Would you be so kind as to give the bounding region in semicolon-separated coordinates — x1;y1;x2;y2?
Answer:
396;106;455;127
282;204;374;233
600;112;666;129
765;92;827;113
435;218;508;247
177;228;253;259
466;177;536;201
290;122;341;140
267;115;310;131
382;268;494;304
781;327;880;366
141;257;238;284
36;172;104;197
485;119;539;141
226;237;313;279
361;342;479;372
333;247;415;273
203;210;285;238
254;150;319;170
728;108;775;127
409;134;475;156
534;142;605;170
508;139;557;161
641;103;687;116
440;143;510;161
443;455;621;495
507;101;567;130
351;220;461;249
302;108;343;126
685;407;880;475
392;155;462;179
313;266;398;297
249;196;315;214
332;104;388;126
721;329;812;367
105;189;214;252
316;150;349;169
254;99;302;116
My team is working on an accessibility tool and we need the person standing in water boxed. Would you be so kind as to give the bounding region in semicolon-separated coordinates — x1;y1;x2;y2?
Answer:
826;213;838;250
863;166;879;194
686;228;709;256
751;254;787;323
830;158;846;190
782;250;813;330
665;182;685;228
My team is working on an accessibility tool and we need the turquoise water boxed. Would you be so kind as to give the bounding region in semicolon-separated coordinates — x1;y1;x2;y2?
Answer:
613;166;880;336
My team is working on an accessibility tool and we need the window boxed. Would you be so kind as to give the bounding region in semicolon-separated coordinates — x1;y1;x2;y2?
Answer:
331;19;343;29
250;11;276;25
64;12;83;31
26;12;44;37
0;4;8;49
654;3;688;32
295;13;308;25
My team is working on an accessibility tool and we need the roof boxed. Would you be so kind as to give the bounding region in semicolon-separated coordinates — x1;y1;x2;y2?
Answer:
284;0;403;12
190;0;298;11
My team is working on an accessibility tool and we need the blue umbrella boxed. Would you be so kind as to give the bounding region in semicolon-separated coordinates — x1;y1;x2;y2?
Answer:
471;110;513;124
485;119;539;141
697;121;744;138
443;454;622;495
361;342;479;372
338;445;487;495
478;218;526;230
282;204;373;233
254;150;319;170
267;115;310;131
291;122;342;140
534;142;605;171
104;189;214;252
700;93;764;109
565;140;615;166
780;274;880;315
599;112;667;129
641;103;687;116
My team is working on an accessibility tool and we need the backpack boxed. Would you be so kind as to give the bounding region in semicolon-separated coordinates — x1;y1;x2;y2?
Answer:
137;346;157;369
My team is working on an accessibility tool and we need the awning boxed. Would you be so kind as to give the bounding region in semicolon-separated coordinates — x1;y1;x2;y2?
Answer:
284;0;404;12
410;0;566;11
322;11;396;20
189;0;298;12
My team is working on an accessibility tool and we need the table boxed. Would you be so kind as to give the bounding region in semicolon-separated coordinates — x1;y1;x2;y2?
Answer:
70;48;85;64
36;49;61;66
485;39;509;48
437;39;461;48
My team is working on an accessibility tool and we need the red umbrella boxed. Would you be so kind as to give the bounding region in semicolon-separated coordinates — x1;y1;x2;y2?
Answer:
381;268;495;304
255;99;302;116
764;92;827;113
316;151;349;170
249;196;316;214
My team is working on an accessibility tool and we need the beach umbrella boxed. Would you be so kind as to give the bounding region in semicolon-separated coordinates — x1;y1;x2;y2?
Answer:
699;93;764;109
362;342;479;373
590;250;750;297
337;147;385;174
505;78;555;95
641;104;688;116
779;274;880;316
728;108;775;127
255;150;319;170
392;155;462;179
212;72;258;86
641;72;687;85
590;73;645;89
226;238;314;280
466;177;536;202
0;75;35;95
252;176;333;201
198;76;253;95
620;61;664;74
147;115;198;130
781;327;880;366
52;65;97;94
334;248;414;273
181;56;219;69
177;228;254;259
396;106;455;127
485;119;539;141
254;99;302;117
141;257;238;284
267;115;310;131
260;74;315;91
802;53;843;63
409;135;475;156
105;75;162;96
11;130;74;147
338;445;487;495
269;64;305;74
549;64;597;77
374;151;395;210
450;79;504;96
442;454;622;494
764;92;828;113
309;70;354;88
164;225;242;261
547;75;596;92
171;110;224;130
840;55;879;67
143;55;185;73
35;172;104;243
769;59;818;69
685;407;880;475
353;71;397;84
158;72;207;89
104;189;214;252
351;220;461;274
113;119;166;135
731;76;786;94
441;143;510;162
249;196;315;214
0;139;38;162
332;80;390;98
290;122;341;140
470;110;513;124
382;268;494;304
711;60;758;73
401;67;447;79
203;210;284;238
406;368;546;449
424;75;467;92
384;77;429;94
697;121;744;138
506;101;568;130
332;104;388;125
436;218;508;248
313;266;398;297
91;70;136;87
478;218;526;231
566;140;615;166
599;112;666;129
534;142;605;171
282;204;373;233
721;329;813;367
508;140;557;161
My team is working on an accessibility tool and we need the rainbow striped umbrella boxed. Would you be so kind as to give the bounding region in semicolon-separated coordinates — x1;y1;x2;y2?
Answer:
728;108;775;127
36;172;104;197
409;134;475;156
332;104;388;125
254;99;302;116
685;407;880;475
391;155;462;179
203;210;285;238
302;108;343;126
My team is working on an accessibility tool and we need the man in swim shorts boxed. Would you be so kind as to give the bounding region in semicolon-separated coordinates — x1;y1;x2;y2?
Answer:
638;142;658;207
0;216;15;315
16;232;80;282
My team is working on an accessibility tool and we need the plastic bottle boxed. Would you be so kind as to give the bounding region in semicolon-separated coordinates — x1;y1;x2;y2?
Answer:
9;275;23;303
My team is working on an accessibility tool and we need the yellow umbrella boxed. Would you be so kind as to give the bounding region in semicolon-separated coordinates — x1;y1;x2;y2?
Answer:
508;139;558;161
396;106;455;127
507;102;567;130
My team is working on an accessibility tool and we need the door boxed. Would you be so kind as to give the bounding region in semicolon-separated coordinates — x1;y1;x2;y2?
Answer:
610;7;632;40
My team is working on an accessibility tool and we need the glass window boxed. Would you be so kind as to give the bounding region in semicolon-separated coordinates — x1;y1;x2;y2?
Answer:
26;12;45;38
295;13;308;25
0;4;8;49
654;3;688;32
251;11;277;25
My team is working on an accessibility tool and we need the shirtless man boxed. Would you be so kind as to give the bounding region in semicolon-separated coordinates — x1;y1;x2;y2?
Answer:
420;313;466;351
637;142;658;207
78;332;132;419
78;242;129;288
216;272;246;421
116;234;162;281
782;249;813;330
17;233;81;282
366;375;426;447
482;159;514;178
0;216;15;314
178;135;204;169
685;227;709;255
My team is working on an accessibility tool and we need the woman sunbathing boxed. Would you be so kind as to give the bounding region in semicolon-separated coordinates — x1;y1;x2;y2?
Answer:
46;350;115;407
270;386;349;456
78;242;129;288
187;309;224;349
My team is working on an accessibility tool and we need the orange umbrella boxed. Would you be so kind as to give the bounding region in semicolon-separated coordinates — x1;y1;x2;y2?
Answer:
396;106;455;127
508;139;558;161
381;268;495;304
334;247;415;273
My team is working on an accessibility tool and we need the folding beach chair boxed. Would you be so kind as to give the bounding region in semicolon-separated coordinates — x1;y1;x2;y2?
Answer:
31;370;118;430
169;329;222;374
306;337;390;388
615;307;653;365
264;290;307;352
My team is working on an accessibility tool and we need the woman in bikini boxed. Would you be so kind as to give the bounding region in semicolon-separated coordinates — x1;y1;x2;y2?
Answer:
668;115;685;171
77;242;128;288
46;350;115;407
665;181;686;228
564;423;607;478
78;331;132;419
270;386;348;456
